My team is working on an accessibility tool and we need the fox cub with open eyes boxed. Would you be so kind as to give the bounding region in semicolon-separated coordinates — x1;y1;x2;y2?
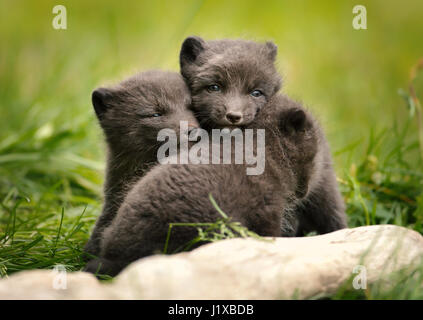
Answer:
179;36;281;129
84;71;199;258
179;36;347;236
84;97;323;276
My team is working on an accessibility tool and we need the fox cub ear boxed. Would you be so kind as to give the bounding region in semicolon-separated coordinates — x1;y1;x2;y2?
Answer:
180;36;206;66
265;41;278;61
92;87;114;120
279;108;311;134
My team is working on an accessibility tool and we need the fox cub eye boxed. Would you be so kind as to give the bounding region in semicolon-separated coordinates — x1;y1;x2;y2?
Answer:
207;84;221;92
151;113;162;117
250;90;264;97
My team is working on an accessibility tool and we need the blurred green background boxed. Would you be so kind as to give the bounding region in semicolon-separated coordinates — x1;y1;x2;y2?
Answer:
1;0;422;174
0;0;423;291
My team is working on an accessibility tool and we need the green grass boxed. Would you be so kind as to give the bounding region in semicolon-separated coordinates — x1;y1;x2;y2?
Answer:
163;194;269;254
1;0;423;299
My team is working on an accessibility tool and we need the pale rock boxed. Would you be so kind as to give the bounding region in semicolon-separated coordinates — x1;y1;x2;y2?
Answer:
0;225;422;299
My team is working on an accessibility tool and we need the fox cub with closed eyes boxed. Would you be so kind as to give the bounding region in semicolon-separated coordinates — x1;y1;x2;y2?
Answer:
85;96;322;276
84;38;347;275
84;71;199;258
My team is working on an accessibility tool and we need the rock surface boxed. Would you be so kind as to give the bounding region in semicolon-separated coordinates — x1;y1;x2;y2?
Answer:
1;225;423;299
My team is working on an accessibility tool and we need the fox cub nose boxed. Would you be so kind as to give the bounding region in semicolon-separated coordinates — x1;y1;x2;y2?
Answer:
226;112;242;124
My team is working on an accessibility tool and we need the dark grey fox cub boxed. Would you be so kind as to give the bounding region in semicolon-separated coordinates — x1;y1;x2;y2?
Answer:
179;36;282;129
85;96;322;276
179;36;347;236
84;71;199;258
84;38;347;276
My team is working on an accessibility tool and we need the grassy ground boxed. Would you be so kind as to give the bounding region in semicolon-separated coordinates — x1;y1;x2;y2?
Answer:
0;0;423;298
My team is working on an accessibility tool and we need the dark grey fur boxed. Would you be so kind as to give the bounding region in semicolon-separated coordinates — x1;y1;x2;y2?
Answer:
179;36;346;236
293;112;347;236
84;71;199;258
180;36;281;129
85;94;346;276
